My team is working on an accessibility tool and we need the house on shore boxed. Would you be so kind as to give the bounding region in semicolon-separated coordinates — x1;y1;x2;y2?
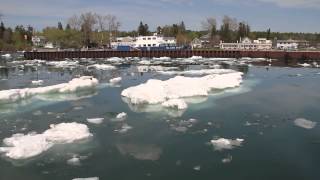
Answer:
220;37;272;50
276;39;310;50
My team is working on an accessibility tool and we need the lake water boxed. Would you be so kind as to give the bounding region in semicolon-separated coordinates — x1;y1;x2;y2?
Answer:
0;55;319;180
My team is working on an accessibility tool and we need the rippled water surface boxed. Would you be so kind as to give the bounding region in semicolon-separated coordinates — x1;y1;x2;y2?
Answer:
0;55;319;180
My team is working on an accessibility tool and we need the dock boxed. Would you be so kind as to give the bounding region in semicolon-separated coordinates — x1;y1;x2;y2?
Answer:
24;50;320;61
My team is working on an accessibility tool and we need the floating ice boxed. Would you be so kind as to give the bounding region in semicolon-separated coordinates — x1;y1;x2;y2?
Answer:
157;69;236;76
31;80;44;86
0;76;98;103
136;66;178;73
88;64;116;70
294;118;317;129
189;56;203;60
193;165;201;171
109;77;122;84
87;118;104;124
115;124;132;133
298;63;311;67
72;177;99;180
161;99;188;110
210;138;244;151
116;143;162;161
1;54;11;58
116;112;127;120
46;61;79;68
222;155;233;163
0;122;92;160
170;118;198;133
122;72;243;106
67;155;81;166
153;57;171;61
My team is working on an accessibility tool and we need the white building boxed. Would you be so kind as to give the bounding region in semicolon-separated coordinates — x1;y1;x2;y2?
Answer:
111;33;176;49
276;39;298;50
220;37;272;50
32;36;46;47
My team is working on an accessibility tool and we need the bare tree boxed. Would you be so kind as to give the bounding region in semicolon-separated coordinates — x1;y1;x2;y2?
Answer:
106;15;121;43
222;15;238;31
201;17;217;32
67;15;81;30
79;12;97;47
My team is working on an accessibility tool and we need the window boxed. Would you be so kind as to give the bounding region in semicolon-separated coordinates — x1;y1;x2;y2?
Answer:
153;37;156;40
153;44;156;46
143;38;146;40
148;44;151;47
148;38;151;40
143;44;146;47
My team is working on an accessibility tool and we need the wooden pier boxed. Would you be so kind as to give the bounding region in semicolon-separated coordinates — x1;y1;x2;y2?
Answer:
24;50;320;61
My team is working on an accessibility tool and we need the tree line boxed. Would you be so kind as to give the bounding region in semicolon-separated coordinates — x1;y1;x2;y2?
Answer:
0;12;320;50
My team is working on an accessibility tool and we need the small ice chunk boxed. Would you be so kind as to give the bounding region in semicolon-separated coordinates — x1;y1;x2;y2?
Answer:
109;77;122;84
67;155;81;166
115;124;132;133
116;112;127;120
161;99;188;110
1;54;11;58
294;118;317;129
72;177;99;180
32;80;44;86
0;122;92;159
210;138;244;151
87;118;104;124
193;165;201;171
222;155;233;163
298;63;311;67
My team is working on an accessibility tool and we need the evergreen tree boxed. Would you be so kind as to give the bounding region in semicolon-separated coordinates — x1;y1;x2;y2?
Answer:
179;21;186;34
58;22;63;30
156;26;162;35
0;22;5;39
66;24;71;30
266;28;271;40
144;23;149;35
138;21;145;35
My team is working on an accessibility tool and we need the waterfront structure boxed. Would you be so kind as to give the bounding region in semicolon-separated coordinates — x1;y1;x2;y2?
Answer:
111;33;177;50
190;38;202;49
276;39;309;50
220;37;272;50
32;36;46;47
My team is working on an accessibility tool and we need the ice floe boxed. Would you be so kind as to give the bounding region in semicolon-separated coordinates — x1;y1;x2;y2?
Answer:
109;77;122;84
0;76;98;103
210;138;244;151
88;64;116;70
46;61;79;68
86;118;104;124
294;118;317;129
67;155;81;166
115;124;132;133
157;69;236;76
31;80;44;86
121;72;243;108
170;118;198;133
116;112;127;120
298;63;311;67
72;177;99;180
0;122;92;160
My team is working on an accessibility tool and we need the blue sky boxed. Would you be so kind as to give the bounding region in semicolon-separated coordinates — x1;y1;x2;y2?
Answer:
0;0;319;32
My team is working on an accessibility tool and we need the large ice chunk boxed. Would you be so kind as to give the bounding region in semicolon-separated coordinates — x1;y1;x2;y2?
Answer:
0;122;92;160
121;72;243;106
294;118;317;129
0;76;98;103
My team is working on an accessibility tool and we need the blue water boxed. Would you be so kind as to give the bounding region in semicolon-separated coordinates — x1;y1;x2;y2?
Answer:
0;57;319;180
